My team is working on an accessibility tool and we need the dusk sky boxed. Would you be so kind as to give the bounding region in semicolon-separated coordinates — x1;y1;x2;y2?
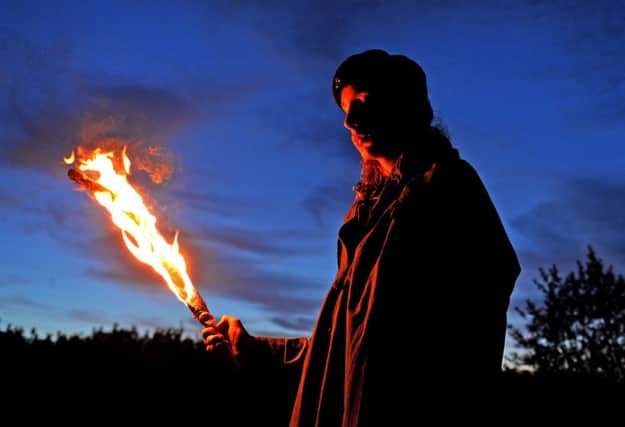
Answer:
1;0;624;356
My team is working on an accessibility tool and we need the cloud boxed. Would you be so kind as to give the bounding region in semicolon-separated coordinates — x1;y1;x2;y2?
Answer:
169;189;259;217
2;83;198;174
186;223;326;256
512;204;583;263
0;295;54;311
211;0;487;67
65;309;112;326
211;0;363;64
511;176;625;283
80;228;172;292
0;295;115;331
0;171;329;321
269;315;316;334
506;175;625;330
226;269;322;310
62;222;324;317
181;244;324;316
304;181;354;226
520;0;625;125
0;274;32;288
564;179;625;262
0;28;263;176
256;86;358;160
0;186;27;211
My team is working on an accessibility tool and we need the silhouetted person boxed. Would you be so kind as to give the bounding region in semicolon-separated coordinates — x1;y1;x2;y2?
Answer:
202;49;521;426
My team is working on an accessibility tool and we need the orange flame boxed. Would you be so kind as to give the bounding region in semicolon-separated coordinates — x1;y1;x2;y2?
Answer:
64;147;200;308
63;151;75;164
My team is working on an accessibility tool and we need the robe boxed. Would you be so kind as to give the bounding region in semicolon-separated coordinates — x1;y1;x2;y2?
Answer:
248;147;520;426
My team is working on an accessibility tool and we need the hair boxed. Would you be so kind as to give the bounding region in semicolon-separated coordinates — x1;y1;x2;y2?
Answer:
333;49;434;128
335;50;451;201
353;122;452;201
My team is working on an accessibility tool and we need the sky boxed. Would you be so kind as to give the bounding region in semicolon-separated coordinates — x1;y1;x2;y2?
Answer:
1;0;624;357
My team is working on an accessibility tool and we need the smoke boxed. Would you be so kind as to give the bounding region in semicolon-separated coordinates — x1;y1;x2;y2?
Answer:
69;120;176;186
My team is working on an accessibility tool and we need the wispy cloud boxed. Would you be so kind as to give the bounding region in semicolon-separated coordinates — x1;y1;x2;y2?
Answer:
1;170;328;321
211;0;363;64
66;224;324;317
269;315;316;334
0;274;32;288
303;181;354;226
183;245;324;316
512;176;625;279
520;0;625;126
0;295;54;311
0;27;263;176
3;82;198;173
169;188;259;217
257;87;357;160
65;309;112;326
186;223;326;256
0;186;28;211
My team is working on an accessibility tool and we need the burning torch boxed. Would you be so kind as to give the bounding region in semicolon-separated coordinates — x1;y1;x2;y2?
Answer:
63;147;217;329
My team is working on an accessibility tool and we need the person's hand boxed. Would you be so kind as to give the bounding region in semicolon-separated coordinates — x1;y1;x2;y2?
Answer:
201;314;255;359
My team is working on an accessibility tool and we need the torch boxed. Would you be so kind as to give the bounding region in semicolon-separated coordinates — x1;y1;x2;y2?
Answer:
63;147;217;329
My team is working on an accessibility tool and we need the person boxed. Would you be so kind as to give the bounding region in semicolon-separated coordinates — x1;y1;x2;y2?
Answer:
202;49;521;425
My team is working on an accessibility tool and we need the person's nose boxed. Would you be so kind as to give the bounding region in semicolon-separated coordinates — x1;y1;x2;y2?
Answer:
344;107;362;133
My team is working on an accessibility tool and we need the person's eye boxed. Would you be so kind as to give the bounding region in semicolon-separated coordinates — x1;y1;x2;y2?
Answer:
351;99;364;110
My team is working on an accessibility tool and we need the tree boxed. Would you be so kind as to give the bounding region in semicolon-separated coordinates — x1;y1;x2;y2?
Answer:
508;246;625;383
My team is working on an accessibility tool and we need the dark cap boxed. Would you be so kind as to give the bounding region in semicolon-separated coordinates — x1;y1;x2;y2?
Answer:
332;49;434;125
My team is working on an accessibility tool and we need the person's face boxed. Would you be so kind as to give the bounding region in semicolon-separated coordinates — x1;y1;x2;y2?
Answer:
340;84;404;163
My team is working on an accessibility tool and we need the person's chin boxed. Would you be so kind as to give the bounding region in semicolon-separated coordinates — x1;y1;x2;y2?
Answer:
355;143;376;160
362;143;384;157
360;147;385;163
362;145;401;165
353;134;371;145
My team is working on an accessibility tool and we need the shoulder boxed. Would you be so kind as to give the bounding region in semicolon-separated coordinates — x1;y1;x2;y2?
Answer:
430;154;480;187
399;150;480;195
424;155;496;211
342;197;360;223
393;155;490;218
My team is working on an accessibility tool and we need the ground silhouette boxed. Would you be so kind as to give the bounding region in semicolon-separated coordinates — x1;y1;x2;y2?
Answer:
2;321;621;422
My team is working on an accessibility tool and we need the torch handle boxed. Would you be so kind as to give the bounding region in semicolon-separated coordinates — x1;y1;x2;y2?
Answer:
197;310;216;327
187;303;216;327
191;306;241;370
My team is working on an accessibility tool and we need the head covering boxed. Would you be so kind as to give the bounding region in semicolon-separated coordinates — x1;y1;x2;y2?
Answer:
332;49;434;126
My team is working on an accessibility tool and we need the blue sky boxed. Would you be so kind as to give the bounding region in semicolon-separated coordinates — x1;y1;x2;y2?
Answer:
1;0;624;355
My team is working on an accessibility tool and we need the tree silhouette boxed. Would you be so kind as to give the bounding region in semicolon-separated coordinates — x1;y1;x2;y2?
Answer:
509;246;625;383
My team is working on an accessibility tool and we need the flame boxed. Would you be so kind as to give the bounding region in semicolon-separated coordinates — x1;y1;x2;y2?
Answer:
65;146;199;307
64;151;75;164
